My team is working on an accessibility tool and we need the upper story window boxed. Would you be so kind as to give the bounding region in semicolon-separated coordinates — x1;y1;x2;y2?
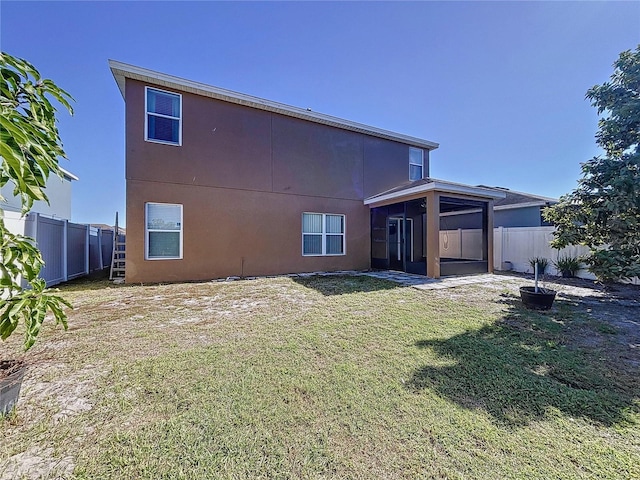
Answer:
302;212;345;256
145;202;183;260
145;87;182;146
409;147;424;181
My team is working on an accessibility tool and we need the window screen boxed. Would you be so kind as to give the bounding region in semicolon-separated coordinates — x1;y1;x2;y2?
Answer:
302;213;345;256
146;203;183;259
409;147;424;181
146;87;181;145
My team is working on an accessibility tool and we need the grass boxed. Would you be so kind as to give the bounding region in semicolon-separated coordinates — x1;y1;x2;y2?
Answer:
1;274;638;479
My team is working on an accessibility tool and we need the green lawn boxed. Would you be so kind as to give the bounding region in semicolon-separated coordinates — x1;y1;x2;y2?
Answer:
1;274;638;479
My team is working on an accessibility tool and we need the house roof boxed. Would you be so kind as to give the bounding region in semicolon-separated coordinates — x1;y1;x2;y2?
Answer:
476;187;558;210
364;178;506;206
60;167;79;182
91;224;126;234
108;60;440;151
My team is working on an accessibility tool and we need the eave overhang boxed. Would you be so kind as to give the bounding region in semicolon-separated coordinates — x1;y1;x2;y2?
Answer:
108;59;439;151
495;200;554;211
364;178;506;208
60;167;79;182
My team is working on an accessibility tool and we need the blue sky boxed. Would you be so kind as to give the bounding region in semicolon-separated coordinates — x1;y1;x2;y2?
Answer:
2;1;639;226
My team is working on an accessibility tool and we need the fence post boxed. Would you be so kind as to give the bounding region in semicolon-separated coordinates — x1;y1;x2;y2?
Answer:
97;227;103;270
496;226;504;270
22;213;39;288
63;219;68;282
84;223;90;275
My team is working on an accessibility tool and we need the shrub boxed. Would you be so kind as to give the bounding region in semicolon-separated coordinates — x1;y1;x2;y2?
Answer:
554;255;582;278
528;257;549;274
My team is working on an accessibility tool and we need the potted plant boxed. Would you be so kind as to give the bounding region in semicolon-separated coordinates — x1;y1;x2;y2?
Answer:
520;261;556;310
0;360;26;415
1;54;72;415
554;254;581;278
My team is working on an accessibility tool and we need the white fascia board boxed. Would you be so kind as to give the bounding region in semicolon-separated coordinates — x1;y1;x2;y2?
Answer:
501;189;558;203
494;201;550;211
364;181;506;206
59;167;79;181
437;201;552;215
108;60;439;151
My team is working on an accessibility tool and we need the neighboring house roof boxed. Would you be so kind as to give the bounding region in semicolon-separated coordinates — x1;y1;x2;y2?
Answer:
109;60;440;151
478;187;558;210
60;167;79;182
91;224;126;234
364;178;506;206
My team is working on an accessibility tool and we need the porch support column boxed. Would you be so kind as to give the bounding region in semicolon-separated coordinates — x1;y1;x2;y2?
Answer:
485;200;495;273
425;191;440;278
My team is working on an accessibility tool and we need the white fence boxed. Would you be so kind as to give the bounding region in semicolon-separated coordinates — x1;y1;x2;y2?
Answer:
4;211;114;287
441;226;638;284
492;226;596;279
440;228;483;261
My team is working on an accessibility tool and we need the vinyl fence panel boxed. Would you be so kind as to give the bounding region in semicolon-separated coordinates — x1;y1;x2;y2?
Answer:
32;215;67;286
494;226;595;279
67;222;89;280
4;212;116;286
101;229;114;268
89;227;102;272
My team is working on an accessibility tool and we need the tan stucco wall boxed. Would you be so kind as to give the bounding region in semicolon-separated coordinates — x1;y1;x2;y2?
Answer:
124;78;432;283
126;180;370;283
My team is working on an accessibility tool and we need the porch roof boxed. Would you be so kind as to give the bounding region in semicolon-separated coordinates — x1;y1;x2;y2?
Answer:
364;178;506;207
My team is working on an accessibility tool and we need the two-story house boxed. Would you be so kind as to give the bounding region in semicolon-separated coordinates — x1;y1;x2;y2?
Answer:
109;60;504;283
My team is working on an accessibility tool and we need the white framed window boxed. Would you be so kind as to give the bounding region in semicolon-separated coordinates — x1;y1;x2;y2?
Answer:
409;147;424;181
302;213;345;256
145;203;183;260
145;87;182;146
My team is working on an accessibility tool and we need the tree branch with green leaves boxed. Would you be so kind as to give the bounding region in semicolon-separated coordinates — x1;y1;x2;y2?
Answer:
544;46;640;283
1;52;73;351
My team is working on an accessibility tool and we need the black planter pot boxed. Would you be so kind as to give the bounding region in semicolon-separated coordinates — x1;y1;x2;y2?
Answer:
1;360;26;416
519;286;557;310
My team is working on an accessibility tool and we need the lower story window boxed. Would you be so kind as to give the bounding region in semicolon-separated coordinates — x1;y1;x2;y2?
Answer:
146;202;183;259
302;213;345;256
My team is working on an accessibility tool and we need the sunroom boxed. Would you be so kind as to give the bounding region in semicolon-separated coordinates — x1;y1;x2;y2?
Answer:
365;179;505;278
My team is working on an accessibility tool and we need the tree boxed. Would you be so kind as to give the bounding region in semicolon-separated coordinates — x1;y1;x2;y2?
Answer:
544;46;640;283
0;53;73;350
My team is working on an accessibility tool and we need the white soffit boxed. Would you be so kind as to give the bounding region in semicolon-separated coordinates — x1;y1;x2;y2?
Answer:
108;60;439;151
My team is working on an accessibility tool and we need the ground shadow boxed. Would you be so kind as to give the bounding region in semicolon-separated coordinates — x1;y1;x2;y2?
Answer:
292;274;399;296
407;293;639;428
57;269;134;291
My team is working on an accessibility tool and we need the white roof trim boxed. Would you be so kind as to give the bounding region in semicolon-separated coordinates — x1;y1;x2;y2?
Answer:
495;200;550;211
364;180;506;206
60;167;79;181
108;60;439;151
436;200;552;216
491;188;558;203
